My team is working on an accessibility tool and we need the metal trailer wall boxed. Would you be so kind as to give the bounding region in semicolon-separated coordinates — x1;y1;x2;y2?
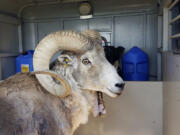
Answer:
163;52;180;135
0;14;20;80
75;82;163;135
22;10;158;80
0;2;164;135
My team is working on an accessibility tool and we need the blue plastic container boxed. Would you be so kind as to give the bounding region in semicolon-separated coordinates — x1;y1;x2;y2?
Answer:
122;47;148;81
16;50;34;73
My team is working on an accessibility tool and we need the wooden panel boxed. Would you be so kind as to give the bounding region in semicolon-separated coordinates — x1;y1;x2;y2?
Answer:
169;33;180;39
168;0;179;10
169;14;180;24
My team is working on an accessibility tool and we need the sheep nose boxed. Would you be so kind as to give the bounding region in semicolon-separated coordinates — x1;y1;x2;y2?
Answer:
115;83;125;89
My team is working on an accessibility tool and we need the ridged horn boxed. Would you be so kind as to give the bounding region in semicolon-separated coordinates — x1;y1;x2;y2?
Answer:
33;30;92;97
81;30;102;43
31;71;71;97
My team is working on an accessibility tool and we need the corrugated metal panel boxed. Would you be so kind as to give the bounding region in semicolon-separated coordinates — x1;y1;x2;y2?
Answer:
64;19;88;32
0;14;19;79
23;22;37;50
37;21;62;42
146;13;158;79
22;12;158;80
114;13;158;80
89;17;112;31
0;14;19;24
114;14;145;49
1;56;16;80
0;23;19;52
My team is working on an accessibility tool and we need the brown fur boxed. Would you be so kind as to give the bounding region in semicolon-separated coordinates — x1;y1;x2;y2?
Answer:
0;73;73;135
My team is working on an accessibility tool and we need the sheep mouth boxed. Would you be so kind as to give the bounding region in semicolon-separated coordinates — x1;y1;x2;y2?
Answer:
110;91;122;96
97;91;106;116
108;88;122;96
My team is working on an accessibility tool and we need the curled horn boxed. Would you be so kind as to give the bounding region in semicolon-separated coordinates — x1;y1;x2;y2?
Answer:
81;30;102;44
33;30;92;97
31;71;71;97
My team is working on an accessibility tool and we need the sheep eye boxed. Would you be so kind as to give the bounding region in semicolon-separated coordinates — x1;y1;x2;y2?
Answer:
82;58;91;65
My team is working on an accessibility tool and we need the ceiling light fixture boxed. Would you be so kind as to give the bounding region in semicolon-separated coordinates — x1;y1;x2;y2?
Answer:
79;1;93;19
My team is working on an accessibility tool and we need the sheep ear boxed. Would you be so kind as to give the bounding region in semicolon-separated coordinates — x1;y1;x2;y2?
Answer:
58;54;73;66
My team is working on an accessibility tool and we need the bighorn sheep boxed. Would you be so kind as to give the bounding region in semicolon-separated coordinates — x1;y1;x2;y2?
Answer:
0;30;124;135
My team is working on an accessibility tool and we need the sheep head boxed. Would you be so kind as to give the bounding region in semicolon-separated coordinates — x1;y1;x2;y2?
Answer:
33;30;124;98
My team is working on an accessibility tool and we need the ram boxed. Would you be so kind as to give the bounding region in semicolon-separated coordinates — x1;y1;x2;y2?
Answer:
0;30;124;135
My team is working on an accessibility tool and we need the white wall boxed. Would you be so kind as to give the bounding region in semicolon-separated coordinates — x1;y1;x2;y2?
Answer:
75;82;163;135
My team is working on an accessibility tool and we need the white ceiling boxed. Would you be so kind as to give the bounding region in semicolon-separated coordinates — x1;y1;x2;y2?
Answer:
0;0;157;17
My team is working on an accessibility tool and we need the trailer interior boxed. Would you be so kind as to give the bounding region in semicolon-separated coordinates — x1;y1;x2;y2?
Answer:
0;0;180;135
